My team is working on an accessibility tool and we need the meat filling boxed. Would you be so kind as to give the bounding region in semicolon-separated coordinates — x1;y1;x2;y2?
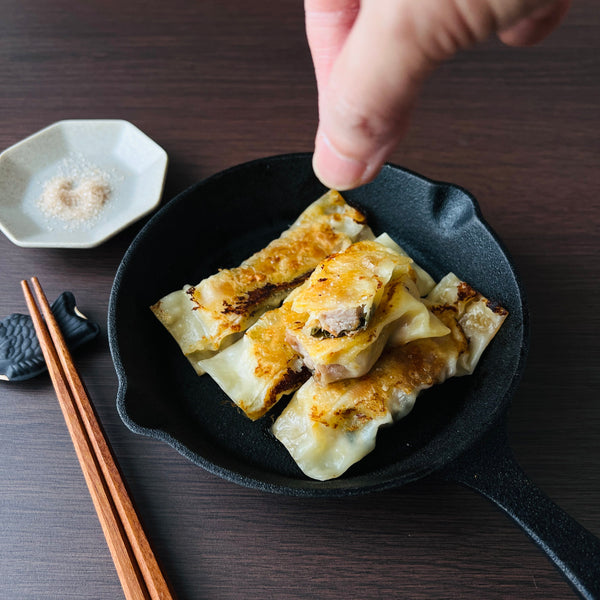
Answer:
310;305;368;338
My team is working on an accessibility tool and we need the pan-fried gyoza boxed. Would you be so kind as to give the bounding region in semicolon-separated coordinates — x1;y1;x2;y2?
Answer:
284;236;449;385
272;273;508;480
197;287;310;421
198;238;448;419
150;190;371;373
151;191;507;480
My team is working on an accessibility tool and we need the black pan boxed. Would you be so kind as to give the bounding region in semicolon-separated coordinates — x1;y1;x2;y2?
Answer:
108;154;600;598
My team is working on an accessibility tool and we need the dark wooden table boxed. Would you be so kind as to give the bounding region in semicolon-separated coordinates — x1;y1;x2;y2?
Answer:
1;1;598;598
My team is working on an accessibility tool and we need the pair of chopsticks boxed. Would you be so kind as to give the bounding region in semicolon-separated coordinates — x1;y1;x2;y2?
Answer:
22;277;174;600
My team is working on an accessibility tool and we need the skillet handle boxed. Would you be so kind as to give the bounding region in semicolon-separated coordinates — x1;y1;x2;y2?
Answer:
440;420;600;600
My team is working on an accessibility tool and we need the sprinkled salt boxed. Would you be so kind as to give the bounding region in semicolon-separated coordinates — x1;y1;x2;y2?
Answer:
36;153;119;230
38;174;111;225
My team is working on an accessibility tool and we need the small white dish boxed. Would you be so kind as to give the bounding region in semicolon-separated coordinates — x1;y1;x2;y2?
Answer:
0;119;168;248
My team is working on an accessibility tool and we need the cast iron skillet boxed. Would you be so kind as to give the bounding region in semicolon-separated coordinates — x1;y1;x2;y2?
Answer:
108;154;600;598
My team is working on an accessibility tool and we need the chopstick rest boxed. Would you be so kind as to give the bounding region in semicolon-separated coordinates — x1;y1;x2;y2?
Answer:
21;277;174;600
0;291;99;381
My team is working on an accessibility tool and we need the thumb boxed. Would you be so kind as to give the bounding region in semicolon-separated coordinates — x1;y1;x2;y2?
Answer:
313;0;430;190
312;0;566;190
499;0;571;46
304;0;361;96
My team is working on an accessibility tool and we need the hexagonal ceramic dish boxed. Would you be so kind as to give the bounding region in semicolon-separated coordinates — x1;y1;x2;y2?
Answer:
0;119;168;248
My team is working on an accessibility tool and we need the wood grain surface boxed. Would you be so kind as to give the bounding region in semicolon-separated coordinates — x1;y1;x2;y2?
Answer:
1;1;598;598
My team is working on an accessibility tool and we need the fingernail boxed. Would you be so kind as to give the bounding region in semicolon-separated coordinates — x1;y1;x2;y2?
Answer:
313;129;369;191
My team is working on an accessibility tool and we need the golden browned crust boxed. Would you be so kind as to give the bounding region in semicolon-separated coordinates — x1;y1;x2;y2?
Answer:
182;191;369;349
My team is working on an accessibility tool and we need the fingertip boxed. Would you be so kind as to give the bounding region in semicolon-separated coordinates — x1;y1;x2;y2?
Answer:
499;0;572;47
312;129;378;191
498;18;551;47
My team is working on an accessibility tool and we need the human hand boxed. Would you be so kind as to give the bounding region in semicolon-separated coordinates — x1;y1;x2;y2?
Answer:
306;0;572;190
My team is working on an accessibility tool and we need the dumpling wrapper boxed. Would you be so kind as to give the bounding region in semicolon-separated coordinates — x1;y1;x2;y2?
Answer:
286;238;449;385
150;190;372;374
196;287;310;421
375;233;436;297
288;236;412;337
287;283;449;385
272;273;508;481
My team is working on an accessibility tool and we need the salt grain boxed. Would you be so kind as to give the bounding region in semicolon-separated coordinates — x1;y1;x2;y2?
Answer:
38;175;111;225
36;153;117;230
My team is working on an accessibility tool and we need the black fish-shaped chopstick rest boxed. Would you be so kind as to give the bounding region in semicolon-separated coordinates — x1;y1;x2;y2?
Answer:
0;291;100;381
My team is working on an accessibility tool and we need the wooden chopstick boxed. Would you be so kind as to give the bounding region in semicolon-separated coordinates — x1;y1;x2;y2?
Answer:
22;277;174;600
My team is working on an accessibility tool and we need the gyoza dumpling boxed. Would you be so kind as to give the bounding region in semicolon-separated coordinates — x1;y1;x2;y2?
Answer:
272;273;508;481
285;238;449;384
196;287;310;421
288;236;414;337
150;190;372;374
424;272;509;376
